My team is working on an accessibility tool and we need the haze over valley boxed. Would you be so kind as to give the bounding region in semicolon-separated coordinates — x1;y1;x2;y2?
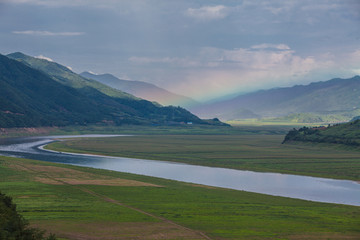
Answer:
1;0;359;103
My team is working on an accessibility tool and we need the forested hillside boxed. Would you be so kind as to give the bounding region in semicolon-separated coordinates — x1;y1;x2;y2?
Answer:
0;54;213;127
7;52;136;100
282;119;360;146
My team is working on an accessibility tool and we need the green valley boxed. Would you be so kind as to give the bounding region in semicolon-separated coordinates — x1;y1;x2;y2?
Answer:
2;2;360;239
1;155;359;240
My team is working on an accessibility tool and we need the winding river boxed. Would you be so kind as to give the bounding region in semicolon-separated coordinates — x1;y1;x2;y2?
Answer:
0;135;359;206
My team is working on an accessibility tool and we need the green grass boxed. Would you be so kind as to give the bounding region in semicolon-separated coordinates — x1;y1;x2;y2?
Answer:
87;184;360;239
1;120;325;139
0;124;291;138
0;155;359;239
52;124;295;135
227;119;322;127
46;134;360;180
0;158;154;224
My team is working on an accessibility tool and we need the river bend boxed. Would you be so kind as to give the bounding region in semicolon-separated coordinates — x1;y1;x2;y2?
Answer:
0;135;359;206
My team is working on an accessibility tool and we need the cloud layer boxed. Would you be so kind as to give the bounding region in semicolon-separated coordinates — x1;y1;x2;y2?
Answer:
130;44;347;100
12;30;85;36
185;5;230;21
35;55;54;62
1;0;359;101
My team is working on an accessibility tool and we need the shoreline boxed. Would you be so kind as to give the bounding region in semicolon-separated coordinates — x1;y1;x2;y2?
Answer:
36;137;360;207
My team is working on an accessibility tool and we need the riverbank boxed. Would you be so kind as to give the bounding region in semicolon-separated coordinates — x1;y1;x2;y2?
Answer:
1;135;357;205
45;134;360;181
1;155;359;239
36;140;360;205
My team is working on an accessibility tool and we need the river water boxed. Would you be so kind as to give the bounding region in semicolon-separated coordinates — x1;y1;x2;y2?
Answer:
0;135;359;206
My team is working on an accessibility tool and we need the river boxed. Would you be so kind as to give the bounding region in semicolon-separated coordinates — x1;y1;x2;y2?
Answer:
0;135;359;206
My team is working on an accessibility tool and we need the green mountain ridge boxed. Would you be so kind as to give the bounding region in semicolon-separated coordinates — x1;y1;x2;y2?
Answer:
0;53;217;128
7;52;136;100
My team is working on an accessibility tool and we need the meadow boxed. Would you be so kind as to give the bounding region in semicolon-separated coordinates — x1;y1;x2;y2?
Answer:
0;124;299;138
0;155;359;240
46;134;360;180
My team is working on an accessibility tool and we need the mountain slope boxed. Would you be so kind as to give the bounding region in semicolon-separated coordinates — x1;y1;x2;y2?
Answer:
0;54;208;127
191;76;360;121
7;52;136;100
80;71;198;107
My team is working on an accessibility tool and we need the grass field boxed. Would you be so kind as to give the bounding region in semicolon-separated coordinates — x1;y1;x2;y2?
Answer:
46;134;360;180
227;119;323;127
0;124;300;138
1;155;359;240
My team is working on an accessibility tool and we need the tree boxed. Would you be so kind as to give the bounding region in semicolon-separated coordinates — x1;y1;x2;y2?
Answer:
0;192;56;240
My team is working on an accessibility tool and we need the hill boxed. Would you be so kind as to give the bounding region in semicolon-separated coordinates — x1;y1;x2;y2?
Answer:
7;52;136;100
191;76;360;122
80;71;198;107
282;119;360;146
272;110;360;123
0;54;211;127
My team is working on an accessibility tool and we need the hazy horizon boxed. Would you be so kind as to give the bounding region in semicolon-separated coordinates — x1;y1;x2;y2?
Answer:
1;0;359;101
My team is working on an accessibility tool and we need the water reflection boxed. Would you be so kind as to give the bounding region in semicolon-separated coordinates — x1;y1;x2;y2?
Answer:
0;135;359;206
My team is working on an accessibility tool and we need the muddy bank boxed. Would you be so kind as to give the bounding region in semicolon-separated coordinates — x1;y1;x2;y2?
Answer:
0;127;58;137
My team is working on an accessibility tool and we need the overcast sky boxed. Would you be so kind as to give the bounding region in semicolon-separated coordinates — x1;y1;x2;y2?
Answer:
1;0;359;101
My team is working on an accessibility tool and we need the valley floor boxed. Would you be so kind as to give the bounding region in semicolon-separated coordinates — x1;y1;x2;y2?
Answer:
1;156;359;240
46;134;360;181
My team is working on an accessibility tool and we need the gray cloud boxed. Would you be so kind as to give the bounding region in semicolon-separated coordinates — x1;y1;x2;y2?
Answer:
12;30;85;36
6;0;94;7
2;0;359;101
185;5;230;21
35;55;54;62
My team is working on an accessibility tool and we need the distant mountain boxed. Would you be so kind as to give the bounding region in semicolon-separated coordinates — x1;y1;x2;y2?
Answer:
80;71;198;107
0;53;215;128
273;110;360;123
191;76;360;122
